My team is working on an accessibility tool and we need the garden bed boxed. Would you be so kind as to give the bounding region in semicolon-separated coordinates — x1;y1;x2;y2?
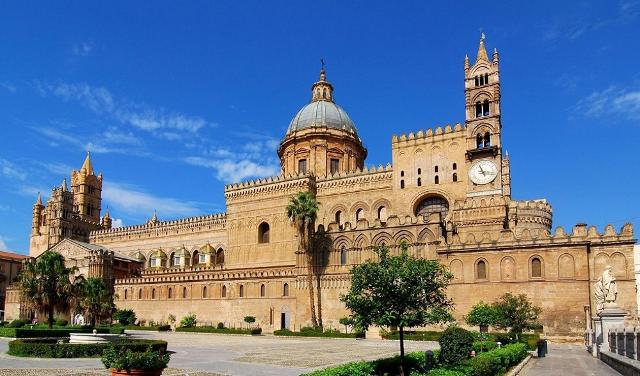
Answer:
274;328;364;338
380;330;540;350
8;338;168;358
124;324;171;331
0;326;124;338
175;326;262;335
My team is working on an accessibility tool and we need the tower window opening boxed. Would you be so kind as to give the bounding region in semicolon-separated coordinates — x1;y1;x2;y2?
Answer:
168;288;172;299
258;222;270;244
474;76;479;86
483;100;490;116
400;180;405;189
182;287;187;298
531;257;542;278
435;175;439;184
335;211;342;229
260;284;266;297
138;289;142;299
484;132;491;147
377;206;388;222
298;159;307;174
203;286;208;298
476;260;487;279
400;170;404;177
152;289;156;299
340;246;347;266
434;166;438;173
475;102;482;118
355;208;364;221
221;285;227;298
453;173;458;182
417;168;421;175
283;283;289;296
239;285;244;298
453;163;457;170
322;88;327;98
330;158;340;174
417;177;422;187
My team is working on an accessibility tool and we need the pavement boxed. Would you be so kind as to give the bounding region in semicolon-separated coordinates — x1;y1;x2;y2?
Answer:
0;330;437;376
521;343;620;376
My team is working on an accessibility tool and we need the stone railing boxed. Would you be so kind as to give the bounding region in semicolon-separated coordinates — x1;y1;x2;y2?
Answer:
608;328;640;360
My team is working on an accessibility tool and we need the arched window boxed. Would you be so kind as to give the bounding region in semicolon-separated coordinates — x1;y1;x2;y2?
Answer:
484;132;491;147
322;88;327;98
453;173;458;182
485;73;489;84
417;177;422;186
416;196;449;221
434;175;439;184
258;222;270;244
260;284;266;297
298;159;307;174
476;133;483;148
216;249;225;265
434;166;438;173
400;170;404;177
221;285;227;298
152;288;156;299
377;206;388;222
172;254;180;267
202;286;208;298
168;288;172;299
417;168;421;175
340;246;347;266
124;289;128;299
283;283;289;297
453;163;457;170
483;100;490;116
239;285;244;297
531;257;542;278
138;289;142;299
355;208;364;221
476;260;487;279
335;211;342;227
475;102;482;118
191;250;199;266
474;76;479;86
182;287;187;299
400;180;405;189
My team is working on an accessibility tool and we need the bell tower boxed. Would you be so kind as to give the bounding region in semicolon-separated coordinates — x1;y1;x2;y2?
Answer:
71;152;103;223
464;34;510;198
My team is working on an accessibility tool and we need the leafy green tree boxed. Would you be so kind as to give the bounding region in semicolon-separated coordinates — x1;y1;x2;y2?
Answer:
243;316;256;328
77;277;115;327
341;245;453;373
286;191;320;328
113;309;137;326
339;316;353;334
19;251;81;329
465;301;497;332
492;293;541;338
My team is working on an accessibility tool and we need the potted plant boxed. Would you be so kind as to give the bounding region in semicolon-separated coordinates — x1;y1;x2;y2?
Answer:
102;345;170;376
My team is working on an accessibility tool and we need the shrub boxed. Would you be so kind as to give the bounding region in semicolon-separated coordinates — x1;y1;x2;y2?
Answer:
7;319;27;328
217;322;225;329
8;339;168;358
380;330;442;341
157;324;171;332
416;370;466;376
175;326;261;335
439;326;474;365
471;343;528;376
303;360;375;376
472;341;498;353
101;345;170;370
113;309;137;326
54;318;69;326
243;316;256;324
274;328;364;338
180;314;197;328
167;314;176;324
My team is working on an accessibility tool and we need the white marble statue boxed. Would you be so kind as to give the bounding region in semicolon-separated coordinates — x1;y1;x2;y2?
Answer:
594;265;618;311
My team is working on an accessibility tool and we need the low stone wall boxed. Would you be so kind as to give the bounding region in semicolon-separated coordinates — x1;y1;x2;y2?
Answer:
600;351;640;376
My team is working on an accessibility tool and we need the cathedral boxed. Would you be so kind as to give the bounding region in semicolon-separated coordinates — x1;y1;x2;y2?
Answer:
6;36;637;336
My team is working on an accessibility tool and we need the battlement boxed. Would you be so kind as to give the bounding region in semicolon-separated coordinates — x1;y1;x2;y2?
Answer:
115;265;297;285
224;172;310;192
224;172;315;203
317;163;393;182
392;123;466;145
89;213;226;243
508;198;553;213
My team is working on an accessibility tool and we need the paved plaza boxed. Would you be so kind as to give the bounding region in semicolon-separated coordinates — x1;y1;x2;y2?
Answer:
0;331;437;376
521;343;619;376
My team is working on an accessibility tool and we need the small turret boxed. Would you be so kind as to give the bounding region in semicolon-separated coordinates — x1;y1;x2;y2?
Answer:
310;60;334;103
31;193;44;235
147;210;159;225
101;208;113;229
61;178;68;192
464;54;470;73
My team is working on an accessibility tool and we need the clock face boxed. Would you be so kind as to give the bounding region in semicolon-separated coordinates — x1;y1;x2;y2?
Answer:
469;160;498;185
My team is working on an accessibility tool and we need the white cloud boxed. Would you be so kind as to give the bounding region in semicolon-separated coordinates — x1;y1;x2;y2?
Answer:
19;186;50;199
185;156;279;182
32;126;146;156
0;82;16;93
102;181;202;218
575;86;640;120
72;42;94;57
36;161;75;175
0;158;27;180
111;218;124;228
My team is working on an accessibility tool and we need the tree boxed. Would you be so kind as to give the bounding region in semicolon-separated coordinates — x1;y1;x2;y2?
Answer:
339;316;353;334
243;316;256;328
113;309;137;326
341;245;453;374
492;293;541;338
465;301;497;333
19;251;81;329
77;277;115;327
286;191;320;328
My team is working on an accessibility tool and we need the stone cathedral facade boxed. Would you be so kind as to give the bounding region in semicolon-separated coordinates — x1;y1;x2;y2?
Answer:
8;37;637;336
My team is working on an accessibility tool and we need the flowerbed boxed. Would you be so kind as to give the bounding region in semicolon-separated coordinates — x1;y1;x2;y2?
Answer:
8;338;168;358
301;343;528;376
274;328;364;338
175;326;262;335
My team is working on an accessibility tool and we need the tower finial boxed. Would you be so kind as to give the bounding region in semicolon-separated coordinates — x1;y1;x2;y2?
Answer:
476;32;489;62
61;178;68;191
36;192;42;206
81;151;94;176
311;60;334;103
319;58;326;81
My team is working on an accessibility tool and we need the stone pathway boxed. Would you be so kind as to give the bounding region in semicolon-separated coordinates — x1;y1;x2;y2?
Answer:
521;343;620;376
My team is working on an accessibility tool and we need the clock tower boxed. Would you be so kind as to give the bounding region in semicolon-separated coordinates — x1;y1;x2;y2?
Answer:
464;34;510;198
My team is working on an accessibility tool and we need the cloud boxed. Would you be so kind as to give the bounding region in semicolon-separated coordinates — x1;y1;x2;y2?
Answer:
111;218;124;228
0;236;9;251
19;185;50;199
102;181;202;218
0;158;27;181
184;156;279;182
31;126;146;156
0;82;16;93
35;161;75;175
72;42;94;57
35;82;209;136
574;86;640;120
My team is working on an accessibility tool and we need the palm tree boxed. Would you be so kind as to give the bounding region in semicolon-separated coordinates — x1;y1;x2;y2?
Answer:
286;191;320;328
76;277;115;327
19;251;80;329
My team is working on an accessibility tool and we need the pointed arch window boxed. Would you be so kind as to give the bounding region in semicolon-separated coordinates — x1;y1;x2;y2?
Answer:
124;289;128;300
335;211;342;229
138;289;142;299
151;288;156;299
484;132;491;147
239;285;244;297
531;257;542;278
474;76;479;86
258;222;270;244
216;249;225;265
283;283;289;297
434;175;439;184
453;173;458;182
221;285;227;298
182;287;187;299
168;288;172;299
377;206;388;222
355;208;364;221
475;102;482;118
340;246;347;266
400;180;405;189
482;100;490;116
417;177;422;186
476;260;487;280
260;284;266;297
202;286;208;298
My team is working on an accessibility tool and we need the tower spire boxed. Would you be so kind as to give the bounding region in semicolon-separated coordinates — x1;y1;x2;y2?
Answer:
311;59;334;103
36;192;42;206
476;32;489;62
61;178;68;192
81;151;94;176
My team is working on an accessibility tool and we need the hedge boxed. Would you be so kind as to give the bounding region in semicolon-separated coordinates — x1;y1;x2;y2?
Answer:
124;325;171;332
380;330;443;341
8;338;168;358
176;326;262;335
471;343;529;376
274;328;364;338
381;330;540;350
0;326;124;338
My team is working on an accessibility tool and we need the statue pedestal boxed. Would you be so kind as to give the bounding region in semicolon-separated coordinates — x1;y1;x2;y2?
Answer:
593;306;627;357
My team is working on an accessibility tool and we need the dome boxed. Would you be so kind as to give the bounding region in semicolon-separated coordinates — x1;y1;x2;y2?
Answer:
286;100;359;137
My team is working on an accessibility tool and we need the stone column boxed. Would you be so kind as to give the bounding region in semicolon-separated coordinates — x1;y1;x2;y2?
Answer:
596;306;627;356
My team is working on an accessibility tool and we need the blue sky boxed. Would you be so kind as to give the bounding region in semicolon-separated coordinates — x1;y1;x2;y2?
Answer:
0;1;639;254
